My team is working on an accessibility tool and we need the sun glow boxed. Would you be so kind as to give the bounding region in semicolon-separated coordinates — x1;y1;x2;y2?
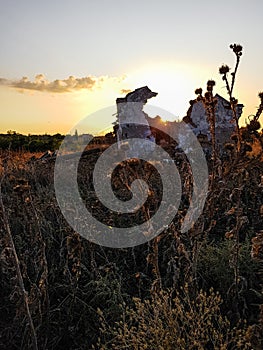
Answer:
0;62;218;136
122;62;216;121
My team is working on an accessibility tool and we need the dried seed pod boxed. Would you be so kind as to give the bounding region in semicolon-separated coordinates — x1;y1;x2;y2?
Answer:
195;88;202;95
219;65;230;74
247;120;261;132
224;143;235;151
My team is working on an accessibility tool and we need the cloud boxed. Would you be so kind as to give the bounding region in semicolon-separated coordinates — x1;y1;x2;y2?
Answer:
0;74;112;93
120;88;132;95
0;78;9;85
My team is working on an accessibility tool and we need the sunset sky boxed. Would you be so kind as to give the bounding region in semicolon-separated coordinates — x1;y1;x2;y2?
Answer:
1;0;263;135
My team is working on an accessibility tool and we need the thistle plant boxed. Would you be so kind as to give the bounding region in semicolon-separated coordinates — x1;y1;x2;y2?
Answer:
251;230;263;348
0;153;38;350
247;92;263;133
255;92;263;121
219;44;243;151
195;80;218;185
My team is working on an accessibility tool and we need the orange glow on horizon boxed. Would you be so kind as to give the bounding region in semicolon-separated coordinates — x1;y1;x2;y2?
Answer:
0;63;262;135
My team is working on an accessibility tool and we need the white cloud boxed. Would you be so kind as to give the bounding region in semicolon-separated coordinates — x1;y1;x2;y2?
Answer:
0;74;122;93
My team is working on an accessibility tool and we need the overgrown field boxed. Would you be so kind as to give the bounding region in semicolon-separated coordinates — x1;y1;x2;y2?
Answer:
0;140;263;349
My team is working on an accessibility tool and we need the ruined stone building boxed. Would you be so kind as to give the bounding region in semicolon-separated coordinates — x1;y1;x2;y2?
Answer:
183;94;244;149
114;86;157;156
114;88;244;153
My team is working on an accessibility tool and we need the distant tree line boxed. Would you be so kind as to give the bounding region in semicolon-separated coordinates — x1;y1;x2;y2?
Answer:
0;131;64;152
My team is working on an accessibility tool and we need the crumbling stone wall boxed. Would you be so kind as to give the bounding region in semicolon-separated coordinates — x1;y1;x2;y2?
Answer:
187;94;244;148
115;86;157;156
115;88;243;154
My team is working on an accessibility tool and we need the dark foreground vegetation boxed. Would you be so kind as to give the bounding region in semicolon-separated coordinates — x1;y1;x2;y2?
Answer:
0;132;263;349
1;44;263;349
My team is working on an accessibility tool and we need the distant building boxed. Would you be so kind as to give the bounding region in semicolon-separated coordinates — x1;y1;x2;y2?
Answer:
78;133;93;143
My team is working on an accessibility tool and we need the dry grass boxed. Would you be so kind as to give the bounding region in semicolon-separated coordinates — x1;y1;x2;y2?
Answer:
96;287;251;349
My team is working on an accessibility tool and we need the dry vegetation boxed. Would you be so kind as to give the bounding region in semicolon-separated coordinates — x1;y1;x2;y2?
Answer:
1;44;263;349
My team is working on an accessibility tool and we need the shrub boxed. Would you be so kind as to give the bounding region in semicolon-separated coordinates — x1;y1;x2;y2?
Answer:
96;287;251;349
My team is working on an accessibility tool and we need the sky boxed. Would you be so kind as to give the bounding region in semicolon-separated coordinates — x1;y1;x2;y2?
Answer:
0;0;263;135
